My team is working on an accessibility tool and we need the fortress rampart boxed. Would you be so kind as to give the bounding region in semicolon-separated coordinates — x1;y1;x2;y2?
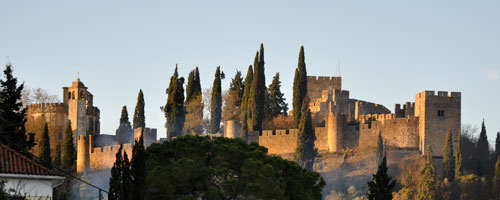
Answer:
307;76;342;100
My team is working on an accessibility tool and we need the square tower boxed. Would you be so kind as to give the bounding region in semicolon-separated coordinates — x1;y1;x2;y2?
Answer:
415;91;461;156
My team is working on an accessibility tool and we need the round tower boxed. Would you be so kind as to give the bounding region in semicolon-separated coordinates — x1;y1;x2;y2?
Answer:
76;135;89;173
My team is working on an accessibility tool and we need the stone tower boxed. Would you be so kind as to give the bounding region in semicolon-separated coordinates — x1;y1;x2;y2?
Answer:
415;91;461;156
76;135;90;173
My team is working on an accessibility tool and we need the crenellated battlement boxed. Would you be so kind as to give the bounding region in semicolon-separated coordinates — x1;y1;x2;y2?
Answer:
358;113;418;124
307;76;342;81
26;103;67;113
260;129;299;137
416;90;461;99
91;143;132;154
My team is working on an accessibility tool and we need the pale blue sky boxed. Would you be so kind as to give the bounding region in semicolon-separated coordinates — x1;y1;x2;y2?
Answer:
1;1;499;142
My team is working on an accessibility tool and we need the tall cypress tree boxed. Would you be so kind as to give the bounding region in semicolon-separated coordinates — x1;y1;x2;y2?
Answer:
131;130;146;200
266;72;288;120
109;145;123;200
495;132;500;158
183;68;203;135
62;121;76;172
375;132;384;171
209;66;223;134
164;65;185;139
121;151;133;200
133;90;145;130
248;44;266;132
417;146;436;200
38;123;51;165
294;96;317;170
0;63;34;153
53;143;62;167
240;66;253;141
367;156;396;200
292;46;308;128
116;106;133;143
441;129;455;181
223;70;244;121
475;120;490;176
493;156;500;200
455;130;463;179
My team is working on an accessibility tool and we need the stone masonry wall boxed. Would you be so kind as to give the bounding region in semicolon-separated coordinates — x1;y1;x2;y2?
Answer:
89;143;132;171
307;76;341;100
358;114;419;149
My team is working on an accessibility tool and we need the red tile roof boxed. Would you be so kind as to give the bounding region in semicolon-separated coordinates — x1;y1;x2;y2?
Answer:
0;144;59;176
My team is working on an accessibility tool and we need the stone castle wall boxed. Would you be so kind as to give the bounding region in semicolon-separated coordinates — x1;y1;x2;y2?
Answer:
357;114;419;149
89;143;132;171
307;76;341;100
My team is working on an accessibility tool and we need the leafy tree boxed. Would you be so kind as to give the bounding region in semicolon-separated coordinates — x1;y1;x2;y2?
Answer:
109;145;123;200
0;63;35;154
248;44;266;132
456;130;463;179
164;65;185;139
292;46;308;128
493;156;500;200
209;66;223;134
266;72;288;120
223;70;244;121
133;90;145;130
116;106;133;143
367;156;396;200
417;146;436;200
131;130;146;200
375;132;384;170
62;121;76;172
442;129;455;181
145;135;325;199
240;65;253;141
474;120;490;176
294;97;317;170
183;67;204;135
53;143;62;167
38;123;51;165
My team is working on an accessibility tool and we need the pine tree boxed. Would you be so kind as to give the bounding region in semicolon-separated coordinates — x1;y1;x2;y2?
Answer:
0;63;34;154
495;132;500;158
209;66;223;134
417;145;436;200
367;156;396;200
38;123;51;165
266;72;288;120
183;68;203;135
121;151;133;200
292;46;308;128
240;65;253;141
442;129;455;181
108;145;123;200
475;120;490;176
131;129;146;200
493;156;500;200
375;132;384;170
116;106;133;143
62;121;76;172
248;44;266;132
164;65;185;139
455;131;463;179
133;90;146;130
53;143;62;167
294;96;317;170
223;70;244;121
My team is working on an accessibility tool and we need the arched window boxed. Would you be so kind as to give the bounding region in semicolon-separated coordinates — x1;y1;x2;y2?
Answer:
80;91;84;100
68;92;71;100
72;91;75;100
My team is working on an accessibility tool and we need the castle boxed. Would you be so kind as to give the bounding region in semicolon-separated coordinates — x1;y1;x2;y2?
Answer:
25;78;157;173
224;76;461;157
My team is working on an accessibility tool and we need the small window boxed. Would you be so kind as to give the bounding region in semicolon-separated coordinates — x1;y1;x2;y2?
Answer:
80;91;85;100
68;92;71;100
72;91;75;100
437;110;445;117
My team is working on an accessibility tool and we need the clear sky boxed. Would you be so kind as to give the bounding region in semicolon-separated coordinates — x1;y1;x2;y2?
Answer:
1;1;499;143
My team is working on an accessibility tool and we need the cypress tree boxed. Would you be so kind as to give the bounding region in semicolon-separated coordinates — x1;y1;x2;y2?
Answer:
417;145;436;200
475;120;490;176
164;65;185;139
116;106;133;143
266;72;288;120
367;156;396;200
292;46;308;128
223;70;244;121
183;68;203;135
493;156;500;199
248;44;266;132
375;132;384;171
240;65;253;141
131;130;146;200
294;96;317;170
62;121;76;172
0;63;34;154
455;130;463;179
496;132;500;158
441;129;455;181
53;143;62;167
133;90;145;130
108;145;123;200
38;123;51;165
121;151;133;200
209;66;223;134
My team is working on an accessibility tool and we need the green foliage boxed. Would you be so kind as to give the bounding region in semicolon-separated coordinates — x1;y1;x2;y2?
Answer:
292;46;308;128
374;132;384;171
493;156;500;200
62;121;76;172
38;123;51;165
145;135;325;199
209;66;223;134
116;106;133;143
496;132;500;158
442;129;455;181
248;44;266;132
164;66;186;139
109;145;133;200
131;130;146;200
183;67;204;135
474;120;490;176
133;90;146;129
456;131;463;179
53;143;62;167
265;72;288;120
0;63;34;154
417;146;436;200
367;156;396;200
294;97;317;170
223;70;244;121
240;65;253;141
185;67;202;103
